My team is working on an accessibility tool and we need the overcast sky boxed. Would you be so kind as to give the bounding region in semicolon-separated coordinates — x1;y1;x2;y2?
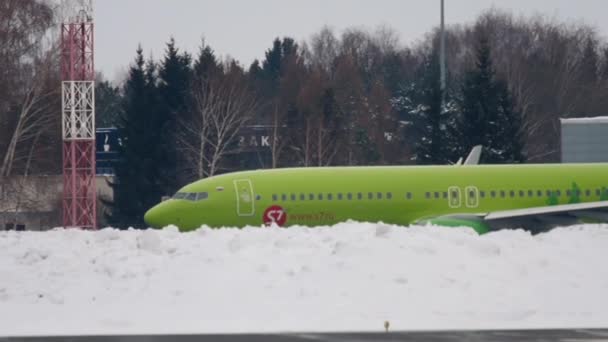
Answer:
94;0;608;82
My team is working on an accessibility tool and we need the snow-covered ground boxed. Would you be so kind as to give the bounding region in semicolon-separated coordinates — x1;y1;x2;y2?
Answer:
1;223;608;336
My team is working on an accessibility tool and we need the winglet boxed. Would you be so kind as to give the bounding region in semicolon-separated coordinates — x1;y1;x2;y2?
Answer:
464;145;482;165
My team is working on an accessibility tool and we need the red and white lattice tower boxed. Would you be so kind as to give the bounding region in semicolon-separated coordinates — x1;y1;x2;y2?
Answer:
61;1;96;229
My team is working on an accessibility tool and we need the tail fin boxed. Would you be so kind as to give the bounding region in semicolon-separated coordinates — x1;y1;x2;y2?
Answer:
463;145;482;165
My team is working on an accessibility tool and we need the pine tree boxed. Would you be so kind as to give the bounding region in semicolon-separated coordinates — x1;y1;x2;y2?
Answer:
105;48;164;228
406;50;453;164
248;59;262;77
495;82;525;163
262;38;283;90
158;38;192;194
457;35;496;156
395;50;453;165
95;79;122;127
193;41;222;82
455;34;524;163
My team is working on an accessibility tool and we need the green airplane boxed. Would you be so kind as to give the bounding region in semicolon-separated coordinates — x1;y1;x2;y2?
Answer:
144;147;608;234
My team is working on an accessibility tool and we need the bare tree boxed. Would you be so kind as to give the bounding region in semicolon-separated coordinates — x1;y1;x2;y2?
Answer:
179;76;213;179
308;26;339;76
0;0;58;180
180;69;257;178
269;103;287;168
291;68;340;167
1;50;59;178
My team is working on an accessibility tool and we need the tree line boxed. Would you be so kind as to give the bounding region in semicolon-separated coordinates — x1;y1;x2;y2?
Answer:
107;10;606;227
2;2;608;227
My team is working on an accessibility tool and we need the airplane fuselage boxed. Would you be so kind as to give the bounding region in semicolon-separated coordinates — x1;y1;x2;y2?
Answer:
144;164;608;233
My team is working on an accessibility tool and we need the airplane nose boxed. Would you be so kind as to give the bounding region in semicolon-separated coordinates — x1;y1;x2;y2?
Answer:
144;205;163;228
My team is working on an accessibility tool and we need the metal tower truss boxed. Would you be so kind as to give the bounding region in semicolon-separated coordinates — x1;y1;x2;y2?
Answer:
61;2;96;229
62;81;95;140
62;140;96;229
61;22;94;81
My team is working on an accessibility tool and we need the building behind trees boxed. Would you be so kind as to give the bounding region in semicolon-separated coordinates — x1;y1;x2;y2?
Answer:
561;117;608;163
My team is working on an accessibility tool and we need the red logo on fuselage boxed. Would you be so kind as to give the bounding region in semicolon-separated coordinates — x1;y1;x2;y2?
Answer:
263;205;287;226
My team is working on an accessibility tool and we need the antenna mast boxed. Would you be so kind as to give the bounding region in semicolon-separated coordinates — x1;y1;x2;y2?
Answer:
61;0;97;229
440;0;446;96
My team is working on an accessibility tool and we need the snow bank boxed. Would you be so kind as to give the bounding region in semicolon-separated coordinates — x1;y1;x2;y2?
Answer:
1;223;608;336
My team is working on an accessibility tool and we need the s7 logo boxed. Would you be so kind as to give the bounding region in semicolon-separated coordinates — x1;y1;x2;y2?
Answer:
263;205;287;226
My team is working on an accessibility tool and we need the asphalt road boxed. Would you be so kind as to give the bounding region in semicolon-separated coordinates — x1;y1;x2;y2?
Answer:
2;329;608;342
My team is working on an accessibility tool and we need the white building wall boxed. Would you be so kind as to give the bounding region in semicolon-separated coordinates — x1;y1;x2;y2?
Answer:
561;117;608;163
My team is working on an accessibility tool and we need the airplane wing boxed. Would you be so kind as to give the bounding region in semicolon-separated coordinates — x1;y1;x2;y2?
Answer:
484;201;608;221
416;200;608;234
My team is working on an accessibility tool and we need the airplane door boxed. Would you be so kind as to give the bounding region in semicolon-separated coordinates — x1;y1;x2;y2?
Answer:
448;186;461;208
234;179;255;216
465;186;479;208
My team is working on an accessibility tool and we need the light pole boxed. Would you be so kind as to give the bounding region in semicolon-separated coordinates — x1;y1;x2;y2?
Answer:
440;0;446;97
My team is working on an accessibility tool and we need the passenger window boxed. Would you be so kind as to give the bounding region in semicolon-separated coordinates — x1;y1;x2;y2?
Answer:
357;193;363;200
519;190;524;197
300;194;306;201
596;189;601;196
537;190;543;197
255;194;261;201
290;194;296;201
377;192;383;199
556;190;561;197
387;192;392;199
509;190;515;198
282;194;287;201
500;191;506;198
491;191;496;198
272;194;278;201
480;191;485;198
337;193;343;200
368;192;373;200
585;189;591;197
347;193;353;200
425;192;431;199
327;193;333;200
309;194;315;200
545;190;551;197
528;190;533;197
567;190;572;196
406;192;413;200
318;193;323;200
443;192;448;199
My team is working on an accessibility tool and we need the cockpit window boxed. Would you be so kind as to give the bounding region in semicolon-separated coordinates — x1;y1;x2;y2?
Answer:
173;192;209;201
173;193;187;200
